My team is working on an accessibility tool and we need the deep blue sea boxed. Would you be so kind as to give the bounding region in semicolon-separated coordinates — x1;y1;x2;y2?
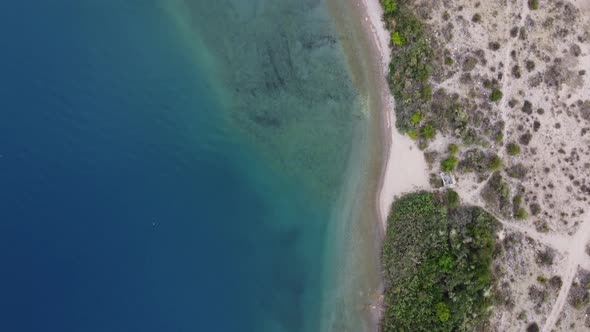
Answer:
0;1;373;331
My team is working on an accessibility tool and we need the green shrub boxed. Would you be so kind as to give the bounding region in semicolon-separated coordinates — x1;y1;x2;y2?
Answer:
513;195;522;207
420;124;436;139
382;0;397;15
528;0;539;10
420;85;433;100
441;156;458;172
383;192;497;331
507;142;521;155
446;189;460;209
482;172;512;217
385;3;433;132
436;302;451;322
448;144;459;155
488;155;503;171
515;207;528;220
445;57;454;65
391;31;405;46
410;112;423;125
463;56;478;72
490;88;503;102
438;254;455;272
407;130;418;140
494;132;504;143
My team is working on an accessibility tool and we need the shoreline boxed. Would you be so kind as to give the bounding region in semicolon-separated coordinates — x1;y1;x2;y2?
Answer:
350;0;430;328
322;0;430;330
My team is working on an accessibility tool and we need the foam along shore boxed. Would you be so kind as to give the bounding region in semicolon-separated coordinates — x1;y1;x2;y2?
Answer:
357;0;429;231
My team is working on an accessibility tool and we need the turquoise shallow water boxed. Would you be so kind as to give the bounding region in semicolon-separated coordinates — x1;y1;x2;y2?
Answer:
0;0;374;331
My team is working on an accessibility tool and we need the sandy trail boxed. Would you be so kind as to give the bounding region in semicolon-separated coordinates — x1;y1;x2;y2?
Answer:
542;213;590;332
462;190;590;332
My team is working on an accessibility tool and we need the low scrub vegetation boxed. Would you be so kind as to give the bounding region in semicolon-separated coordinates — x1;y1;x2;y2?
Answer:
441;156;458;172
383;0;434;135
482;172;512;217
382;192;497;331
507;142;521;156
490;88;503;102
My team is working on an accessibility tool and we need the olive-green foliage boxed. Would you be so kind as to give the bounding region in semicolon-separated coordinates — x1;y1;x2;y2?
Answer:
446;189;460;209
384;2;433;133
490;88;503;102
512;195;527;220
507;142;521;156
421;124;437;139
482;172;511;217
441;156;458;172
448;144;459;155
488;155;503;171
411;112;423;125
408;129;418;140
506;163;528;179
383;192;497;332
513;195;522;207
421;85;433;100
436;302;451;322
515;207;528;220
458;148;487;173
391;31;406;46
494;132;503;143
382;0;397;15
528;0;539;10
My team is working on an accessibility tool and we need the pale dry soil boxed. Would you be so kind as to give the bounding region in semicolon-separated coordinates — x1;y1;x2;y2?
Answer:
413;0;590;330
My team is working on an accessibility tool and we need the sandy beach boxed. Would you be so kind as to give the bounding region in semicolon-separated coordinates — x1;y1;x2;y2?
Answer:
355;0;429;232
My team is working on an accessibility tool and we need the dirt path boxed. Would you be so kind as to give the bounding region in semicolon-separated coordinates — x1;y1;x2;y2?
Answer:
462;190;590;332
542;213;590;332
458;176;590;332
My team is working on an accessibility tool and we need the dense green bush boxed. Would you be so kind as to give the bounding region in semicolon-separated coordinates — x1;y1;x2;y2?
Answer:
421;124;437;139
411;111;423;125
458;148;487;173
384;1;434;133
528;0;539;10
421;85;433;100
441;156;458;172
482;172;511;217
507;142;521;156
515;208;529;220
382;192;497;331
391;31;406;46
446;189;460;209
488;155;503;171
382;0;397;14
490;88;503;102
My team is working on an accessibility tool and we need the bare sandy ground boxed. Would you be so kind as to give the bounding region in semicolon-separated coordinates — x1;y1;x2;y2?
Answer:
405;0;590;330
572;0;590;11
358;0;590;330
